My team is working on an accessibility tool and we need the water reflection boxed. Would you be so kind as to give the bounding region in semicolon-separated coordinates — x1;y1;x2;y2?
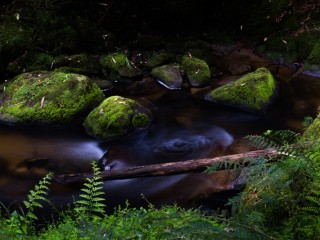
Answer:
0;90;304;211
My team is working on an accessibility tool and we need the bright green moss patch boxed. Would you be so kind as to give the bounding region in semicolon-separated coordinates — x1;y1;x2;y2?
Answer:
0;71;104;126
182;56;211;87
100;53;141;77
205;67;277;114
84;95;152;140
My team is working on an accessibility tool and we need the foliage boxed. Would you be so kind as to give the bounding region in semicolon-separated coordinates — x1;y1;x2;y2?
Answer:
0;172;52;238
229;129;320;239
74;161;106;219
1;129;320;239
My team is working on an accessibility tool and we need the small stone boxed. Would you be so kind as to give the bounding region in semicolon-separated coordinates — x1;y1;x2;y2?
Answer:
151;64;183;90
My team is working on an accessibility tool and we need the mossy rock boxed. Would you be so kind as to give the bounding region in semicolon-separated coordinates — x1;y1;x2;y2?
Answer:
100;53;141;78
6;53;101;77
151;64;183;90
54;67;90;75
145;52;172;68
84;96;152;140
302;114;320;141
0;71;104;126
306;42;320;66
28;53;100;75
205;68;277;114
182;56;211;87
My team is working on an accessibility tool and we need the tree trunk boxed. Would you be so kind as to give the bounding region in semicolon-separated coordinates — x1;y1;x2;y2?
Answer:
53;148;279;184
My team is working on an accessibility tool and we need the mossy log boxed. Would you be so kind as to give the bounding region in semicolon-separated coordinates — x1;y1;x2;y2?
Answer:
54;148;280;184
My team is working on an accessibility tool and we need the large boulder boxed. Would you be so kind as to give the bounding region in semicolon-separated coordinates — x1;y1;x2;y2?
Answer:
84;96;152;140
205;67;277;114
0;71;104;126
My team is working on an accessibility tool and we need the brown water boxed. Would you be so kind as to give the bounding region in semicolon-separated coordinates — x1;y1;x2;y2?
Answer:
0;89;305;213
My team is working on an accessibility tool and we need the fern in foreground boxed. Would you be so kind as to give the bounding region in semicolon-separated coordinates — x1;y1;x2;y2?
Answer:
1;172;52;238
74;161;106;218
233;129;320;239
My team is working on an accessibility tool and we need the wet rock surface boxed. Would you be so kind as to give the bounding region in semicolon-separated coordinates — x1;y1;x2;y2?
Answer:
0;71;104;126
84;95;152;140
151;64;183;90
205;68;277;114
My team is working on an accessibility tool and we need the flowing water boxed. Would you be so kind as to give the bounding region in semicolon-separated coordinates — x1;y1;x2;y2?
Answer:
0;89;306;213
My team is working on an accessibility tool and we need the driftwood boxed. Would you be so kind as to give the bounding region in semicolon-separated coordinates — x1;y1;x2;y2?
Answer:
54;148;280;184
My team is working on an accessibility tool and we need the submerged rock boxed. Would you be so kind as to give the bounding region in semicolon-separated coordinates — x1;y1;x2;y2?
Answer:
182;56;211;87
151;64;183;90
84;96;152;140
205;67;277;114
0;71;104;126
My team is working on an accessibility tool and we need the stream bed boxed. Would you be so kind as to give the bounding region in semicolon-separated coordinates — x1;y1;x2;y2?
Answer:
0;89;305;213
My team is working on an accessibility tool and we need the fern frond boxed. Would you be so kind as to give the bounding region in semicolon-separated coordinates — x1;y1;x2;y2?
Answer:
302;188;320;215
246;130;301;158
74;161;106;218
4;173;53;236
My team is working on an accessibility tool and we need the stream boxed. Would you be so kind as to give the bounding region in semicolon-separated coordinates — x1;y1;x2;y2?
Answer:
0;89;306;214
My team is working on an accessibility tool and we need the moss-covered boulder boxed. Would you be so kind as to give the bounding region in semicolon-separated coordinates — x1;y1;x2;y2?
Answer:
145;52;172;68
84;96;152;140
182;56;211;87
7;53;101;77
0;71;104;126
205;68;277;114
151;64;183;90
100;53;141;78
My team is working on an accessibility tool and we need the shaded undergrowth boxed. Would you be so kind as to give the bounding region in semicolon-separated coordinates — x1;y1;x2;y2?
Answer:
1;129;320;239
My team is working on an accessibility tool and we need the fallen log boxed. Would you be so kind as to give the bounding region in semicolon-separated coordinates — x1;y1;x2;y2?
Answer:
54;148;280;184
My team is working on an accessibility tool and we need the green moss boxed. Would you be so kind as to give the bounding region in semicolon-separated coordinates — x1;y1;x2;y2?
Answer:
27;53;55;72
132;113;149;127
84;96;152;139
205;67;276;114
302;114;320;141
306;42;320;66
182;56;211;87
0;22;32;57
0;71;104;126
151;64;183;90
55;67;89;75
145;52;172;68
100;53;141;77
